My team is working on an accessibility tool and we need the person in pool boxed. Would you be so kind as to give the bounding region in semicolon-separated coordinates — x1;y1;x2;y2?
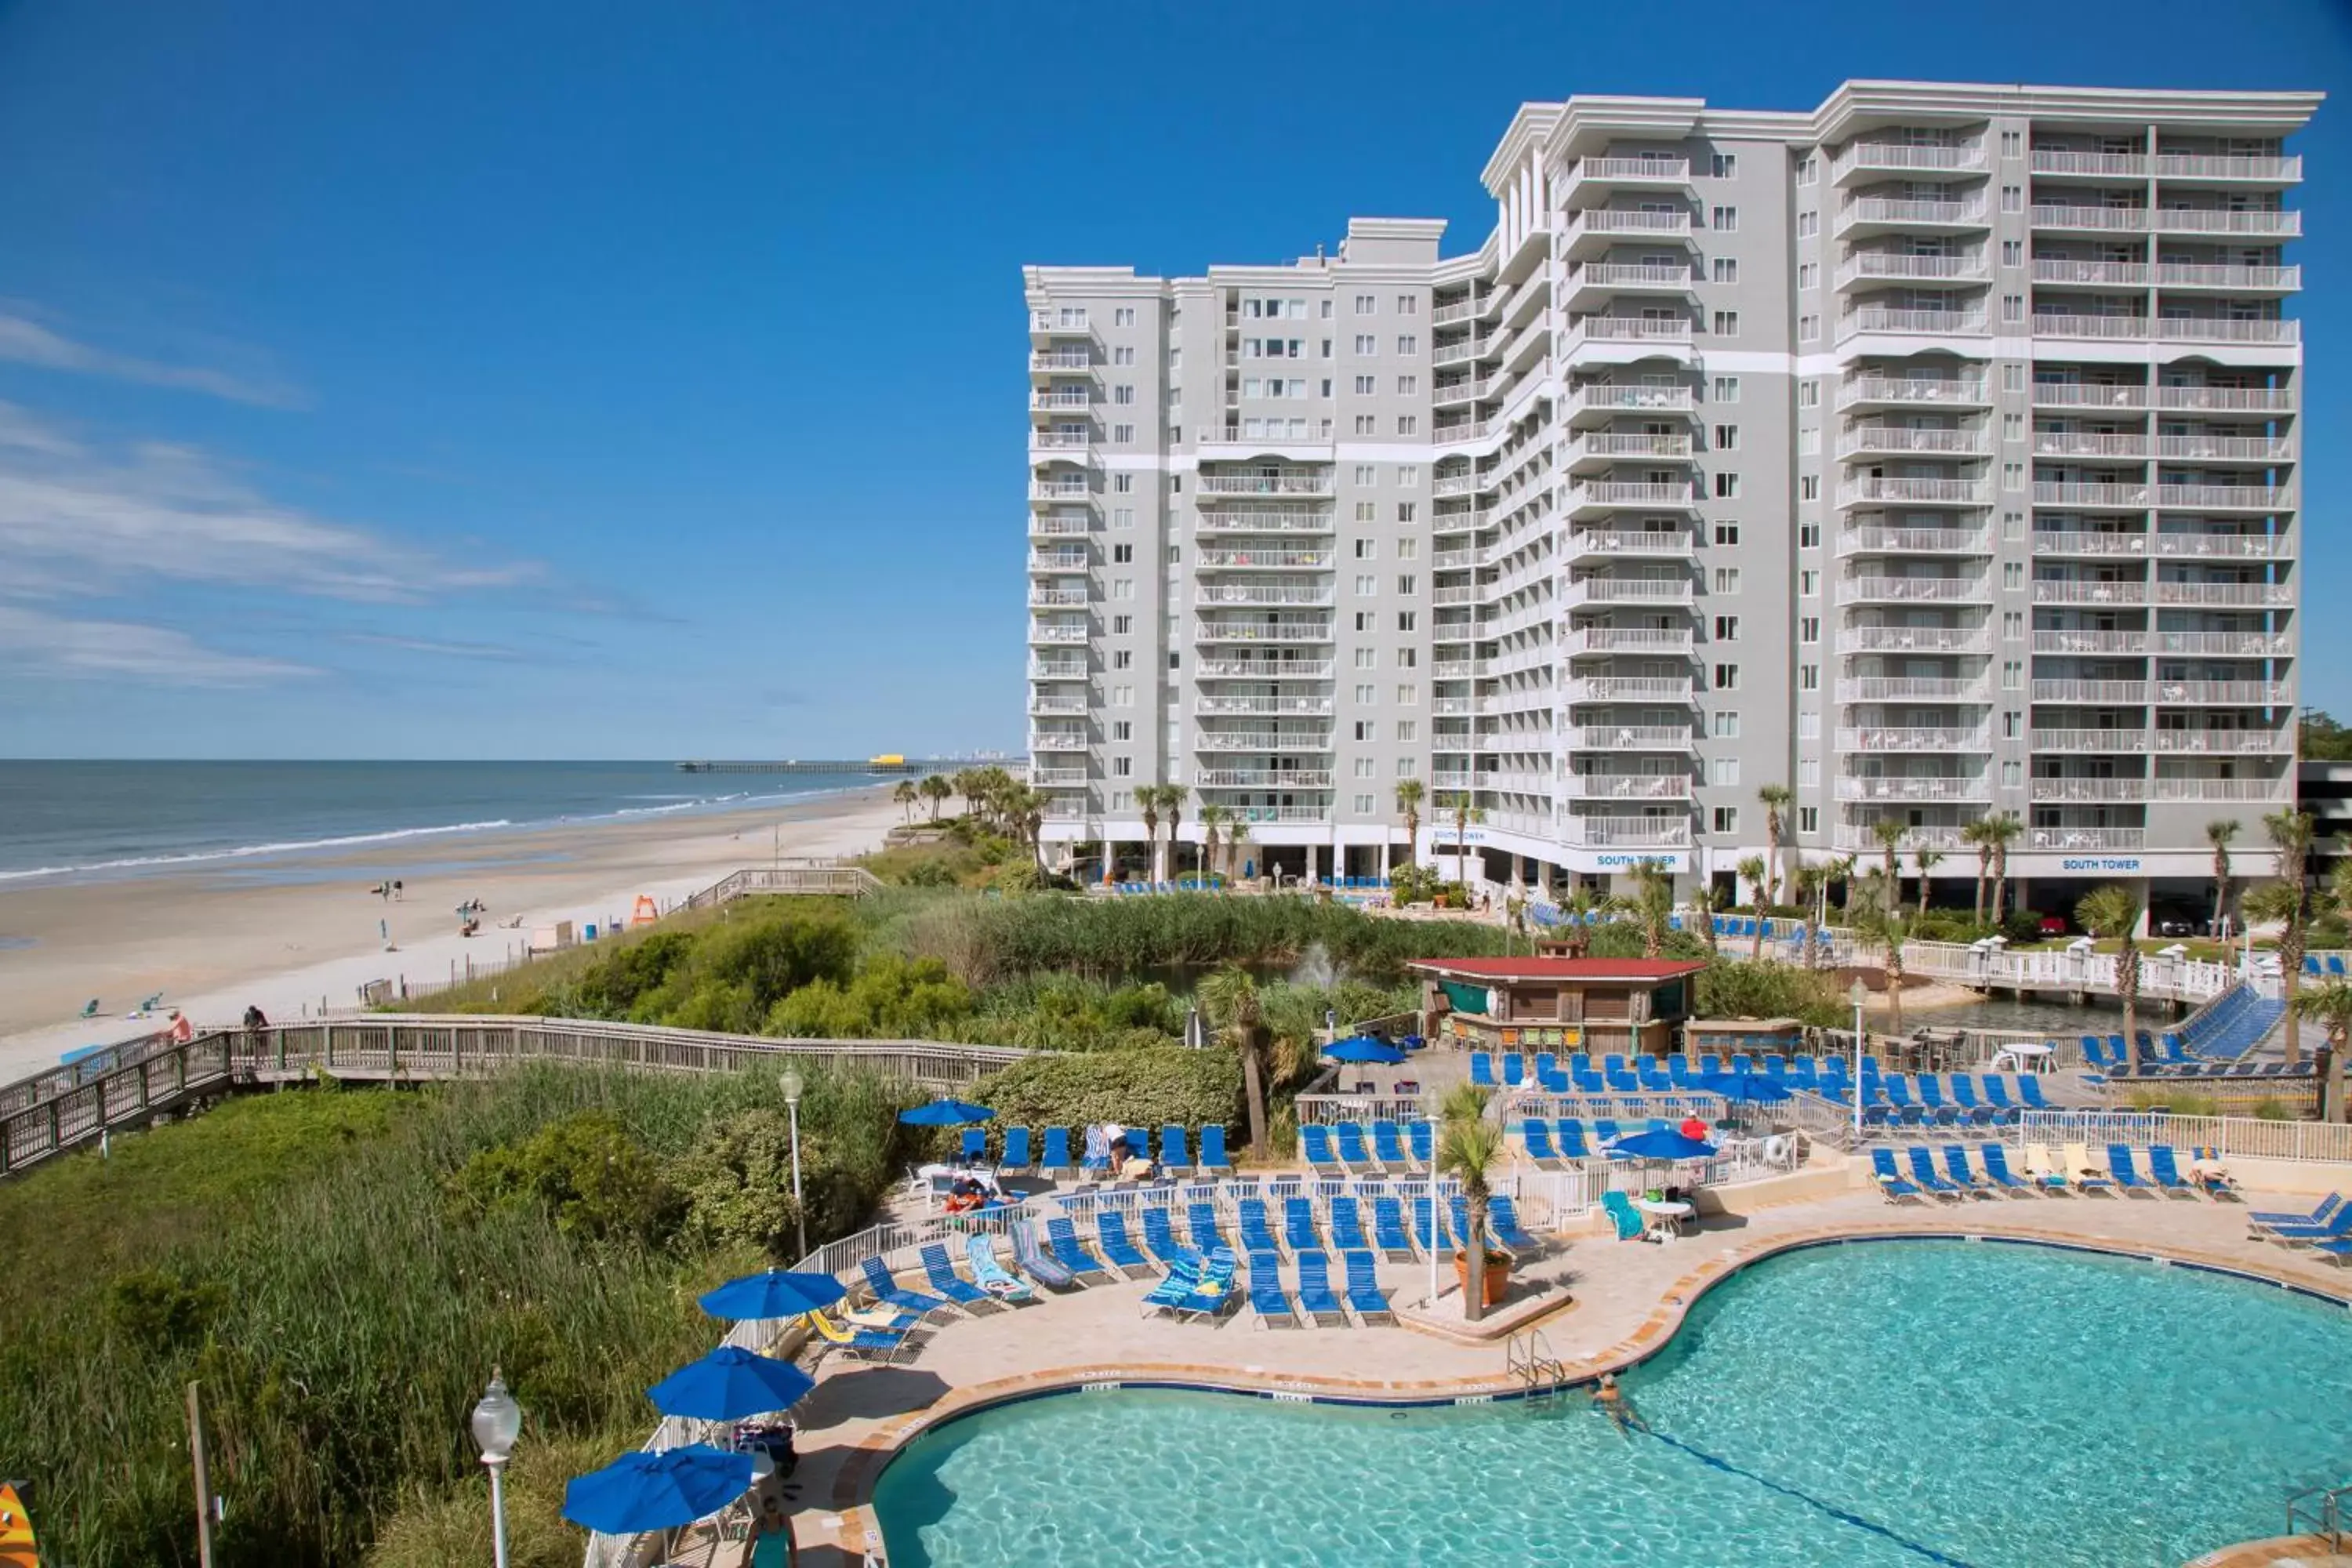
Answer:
1592;1373;1647;1434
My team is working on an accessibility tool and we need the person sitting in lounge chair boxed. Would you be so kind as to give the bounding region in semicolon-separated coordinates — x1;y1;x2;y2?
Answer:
1592;1373;1648;1434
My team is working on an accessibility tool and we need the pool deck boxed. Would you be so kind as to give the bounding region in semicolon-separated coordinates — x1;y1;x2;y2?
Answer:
775;1181;2352;1566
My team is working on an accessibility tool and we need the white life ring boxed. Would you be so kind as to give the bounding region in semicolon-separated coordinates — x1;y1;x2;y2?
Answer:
1763;1135;1792;1167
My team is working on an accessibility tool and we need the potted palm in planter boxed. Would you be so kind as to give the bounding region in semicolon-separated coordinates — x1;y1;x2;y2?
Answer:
1436;1084;1511;1319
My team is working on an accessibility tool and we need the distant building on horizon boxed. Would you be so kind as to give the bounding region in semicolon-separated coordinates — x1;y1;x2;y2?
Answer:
1024;78;2317;927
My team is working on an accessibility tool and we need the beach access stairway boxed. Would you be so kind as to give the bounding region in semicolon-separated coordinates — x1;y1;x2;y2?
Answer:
0;1017;1032;1178
683;859;886;909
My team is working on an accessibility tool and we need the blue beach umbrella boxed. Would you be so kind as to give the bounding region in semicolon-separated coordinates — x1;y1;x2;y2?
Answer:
698;1269;847;1322
1698;1071;1792;1105
562;1444;756;1534
1323;1036;1407;1065
897;1098;996;1127
648;1345;817;1422
1609;1129;1719;1161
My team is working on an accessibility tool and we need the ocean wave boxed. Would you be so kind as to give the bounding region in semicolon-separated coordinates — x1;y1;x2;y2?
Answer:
0;819;518;884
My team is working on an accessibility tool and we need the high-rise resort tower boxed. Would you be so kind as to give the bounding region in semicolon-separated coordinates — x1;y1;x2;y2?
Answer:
1024;80;2318;926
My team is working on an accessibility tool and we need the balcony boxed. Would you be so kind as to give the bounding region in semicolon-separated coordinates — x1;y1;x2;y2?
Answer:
1032;388;1095;411
1838;426;1988;459
2154;385;2295;415
1029;310;1094;339
2031;149;2150;178
1832;140;1986;183
1832;824;1971;852
1835;776;1988;803
2033;432;2149;459
2033;630;2150;655
1029;550;1090;572
1029;514;1091;537
1566;771;1691;801
2034;481;2149;509
1839;307;1989;339
2153;729;2291;755
1028;695;1088;717
1836;525;1993;557
2032;679;2151;703
1565;675;1698;704
1193;769;1334;788
1835;252;1988;288
1029;586;1091;608
1028;622;1088;644
1196;584;1334;608
1838;477;1991;508
1837;197;1988;236
1029;481;1093;504
2031;259;2151;288
1566;480;1697;517
1221;806;1331;825
1029;729;1089;752
1196;546;1333;569
2154;153;2302;183
1192;620;1333;644
1563;576;1696;608
2150;777;2293;803
2031;382;2149;411
1567;431;1693;471
2031;205;2149;233
2152;680;2293;706
1431;294;1492;326
1566;528;1697;563
2154;631;2292;657
2027;826;2147;852
1563;208;1695;256
2031;531;2149;558
2154;263;2300;292
1029;659;1089;679
1196;473;1334;497
2031;579;2150;605
2154;208;2300;237
2029;779;2149;803
1836;376;1988;412
2157;434;2293;463
1557;815;1693;849
1196;695;1334;717
1029;349;1094;376
1840;575;1989;604
2031;315;2152;341
1562;262;1700;310
1432;376;1493;406
1837;677;1989;703
1561;626;1696;657
1563;725;1696;750
1559;156;1695;205
1029;767;1089;786
1563;316;1697;354
2155;483;2291;511
1836;626;1987;655
2153;318;2300;345
1432;417;1495;445
2031;728;2150;753
1432;336;1497;367
1836;726;1989;753
1193;730;1334;753
1566;383;1697;423
1195;658;1334;678
1195;510;1335;533
2152;581;2292;608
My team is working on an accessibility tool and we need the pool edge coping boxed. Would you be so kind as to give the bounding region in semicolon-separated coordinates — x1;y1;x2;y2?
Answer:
820;1219;2352;1560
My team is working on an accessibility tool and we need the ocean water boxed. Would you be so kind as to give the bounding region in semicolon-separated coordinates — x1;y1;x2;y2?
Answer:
0;760;889;886
873;1240;2352;1568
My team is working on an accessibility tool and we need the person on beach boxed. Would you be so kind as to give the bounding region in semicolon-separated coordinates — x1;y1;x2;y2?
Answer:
1592;1373;1647;1434
166;1010;193;1045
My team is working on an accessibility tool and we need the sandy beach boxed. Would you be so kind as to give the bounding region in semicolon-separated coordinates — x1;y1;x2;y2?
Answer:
0;786;902;1083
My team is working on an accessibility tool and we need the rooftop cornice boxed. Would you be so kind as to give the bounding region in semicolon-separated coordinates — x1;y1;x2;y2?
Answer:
1479;102;1565;194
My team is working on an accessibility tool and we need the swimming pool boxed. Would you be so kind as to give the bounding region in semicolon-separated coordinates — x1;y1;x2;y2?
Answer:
872;1240;2352;1567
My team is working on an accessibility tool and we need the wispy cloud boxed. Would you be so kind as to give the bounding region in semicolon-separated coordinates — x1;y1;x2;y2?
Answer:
0;310;303;408
0;404;543;605
339;631;523;661
0;604;316;687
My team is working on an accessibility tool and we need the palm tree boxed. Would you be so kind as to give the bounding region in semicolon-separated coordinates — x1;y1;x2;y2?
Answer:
1196;965;1270;1159
1687;882;1722;956
1435;1083;1506;1323
1791;862;1825;967
2302;974;2352;1125
950;768;979;819
2206;818;2240;951
918;774;953;824
1736;854;1769;958
1629;859;1675;958
1225;817;1253;882
891;779;919;826
1828;852;1860;920
1162;783;1190;883
2264;808;2318;1064
1912;847;1945;917
1558;884;1611;959
1982;811;2024;925
998;783;1047;877
1446;790;1483;894
1756;783;1794;906
1395;779;1425;872
1196;804;1229;887
1867;818;1908;913
1138;785;1164;885
1857;905;1913;1033
1962;818;1994;926
2076;884;2145;1069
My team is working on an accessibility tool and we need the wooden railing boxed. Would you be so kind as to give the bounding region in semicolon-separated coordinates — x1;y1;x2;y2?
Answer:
0;1017;1034;1178
2015;1109;2352;1167
1873;939;2239;1006
683;861;886;908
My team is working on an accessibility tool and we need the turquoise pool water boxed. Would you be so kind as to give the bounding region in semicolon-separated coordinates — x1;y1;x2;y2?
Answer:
872;1241;2352;1567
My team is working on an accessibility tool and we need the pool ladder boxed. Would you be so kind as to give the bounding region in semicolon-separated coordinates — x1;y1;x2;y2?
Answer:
1505;1329;1567;1404
2288;1483;2350;1550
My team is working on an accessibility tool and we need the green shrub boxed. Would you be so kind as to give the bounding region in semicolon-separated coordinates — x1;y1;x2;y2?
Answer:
974;1046;1241;1133
444;1109;681;1247
2003;909;2052;942
764;953;974;1039
1693;960;1846;1027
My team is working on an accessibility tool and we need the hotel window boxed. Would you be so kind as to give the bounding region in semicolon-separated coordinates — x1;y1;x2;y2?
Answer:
1396;720;1417;742
1354;683;1377;704
1113;384;1135;405
1797;428;1820;456
1796;210;1817;238
1799;476;1820;501
1798;522;1818;548
1398;503;1417;523
1112;649;1132;670
1799;314;1819;342
2003;612;2023;640
2002;711;2022;740
1713;615;1740;640
1713;806;1740;833
1395;574;1417;596
1712;376;1740;402
2002;659;2023;690
1396;538;1418;559
1799;569;1819;596
1320;299;1334;318
1355;575;1377;597
1354;648;1376;669
1399;466;1419;487
1713;663;1740;690
1114;474;1133;493
1799;379;1820;407
2002;760;2023;787
2002;294;2025;324
1396;757;1417;777
1798;663;1817;691
1396;375;1417;394
1356;294;1377;314
1714;474;1740;499
1795;154;1817;185
1715;757;1741;786
1112;345;1134;365
1112;543;1134;563
1711;310;1740;336
1353;793;1375;813
2000;130;2022;158
1110;684;1134;706
1354;758;1375;779
2000;184;2023;212
1355;376;1376;394
1112;615;1132;633
1058;307;1087;328
1168;347;1181;368
1711;152;1738;178
2002;462;2024;489
1715;523;1740;545
2004;561;2024;590
1713;424;1740;451
1112;720;1131;739
1396;335;1417;355
1798;759;1818;787
2001;240;2023;267
1355;539;1377;559
1798;615;1819;642
1396;647;1417;667
1355;612;1374;630
1798;805;1819;833
1712;711;1740;739
1355;416;1377;434
1113;307;1135;326
2003;412;2024;440
1396;415;1418;435
1397;611;1417;632
1711;205;1738;231
1111;578;1134;601
1714;567;1740;593
1355;501;1376;521
1112;424;1134;442
1797;261;1817;290
1396;684;1417;705
2002;364;2024;391
1354;334;1377;354
1354;720;1374;740
1113;757;1132;777
1396;295;1417;314
1711;257;1738;284
1354;464;1377;484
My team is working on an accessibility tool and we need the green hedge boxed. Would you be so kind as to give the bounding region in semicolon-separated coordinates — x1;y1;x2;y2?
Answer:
973;1047;1241;1133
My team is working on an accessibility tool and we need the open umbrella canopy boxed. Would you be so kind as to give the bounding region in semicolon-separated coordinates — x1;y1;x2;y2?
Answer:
563;1444;755;1534
648;1345;816;1422
698;1269;847;1322
1698;1071;1792;1104
1610;1128;1719;1161
897;1098;996;1127
1323;1036;1406;1065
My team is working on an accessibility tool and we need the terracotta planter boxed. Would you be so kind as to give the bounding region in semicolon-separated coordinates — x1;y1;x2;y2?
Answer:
1453;1249;1512;1308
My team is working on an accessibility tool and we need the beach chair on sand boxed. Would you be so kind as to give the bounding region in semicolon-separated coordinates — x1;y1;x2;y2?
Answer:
1976;1144;2034;1196
998;1127;1036;1176
1294;1251;1348;1327
1040;1127;1076;1179
1094;1211;1157;1278
1247;1252;1298;1329
1197;1125;1234;1175
1371;1196;1417;1261
1342;1250;1395;1326
918;1243;1004;1313
1869;1148;1926;1204
858;1256;954;1321
2105;1145;2157;1197
2021;1145;2073;1194
2062;1143;2115;1194
964;1233;1035;1302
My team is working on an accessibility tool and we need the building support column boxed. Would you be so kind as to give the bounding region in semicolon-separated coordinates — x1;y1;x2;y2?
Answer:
1380;839;1392;881
1306;841;1321;887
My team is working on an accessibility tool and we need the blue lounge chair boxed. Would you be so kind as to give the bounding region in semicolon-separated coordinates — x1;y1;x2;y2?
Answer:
2081;1036;2109;1069
2257;1207;2352;1245
2016;1076;2051;1109
1186;1201;1225;1255
1905;1145;1965;1201
1976;1143;2031;1195
1301;1124;1341;1173
1294;1250;1348;1327
1283;1197;1322;1254
2105;1145;2158;1197
959;1128;987;1164
1490;1196;1541;1252
1094;1211;1156;1278
916;1243;1004;1313
1408;1121;1434;1168
1142;1247;1236;1320
808;1309;918;1365
1140;1207;1192;1267
1523;1120;1565;1171
2250;1192;2341;1229
1939;1145;1992;1197
2307;956;2326;978
1870;1148;1926;1203
1600;1189;1647;1239
1040;1127;1076;1178
1594;1118;1623;1151
1370;1196;1417;1260
1470;1051;1496;1087
1238;1198;1279;1255
1373;1120;1410;1169
1044;1217;1113;1283
1980;1076;2016;1120
964;1233;1036;1302
1342;1250;1395;1326
1010;1219;1076;1290
1334;1122;1376;1172
1329;1196;1373;1253
1556;1119;1591;1160
999;1126;1035;1175
2333;956;2350;979
1197;1125;1233;1175
1411;1195;1452;1254
1159;1124;1190;1174
858;1256;954;1320
1247;1251;1298;1328
2143;1145;2199;1198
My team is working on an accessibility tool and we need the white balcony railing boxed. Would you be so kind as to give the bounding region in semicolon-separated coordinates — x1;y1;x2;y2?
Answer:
1837;526;1993;556
2032;315;2154;340
1836;626;1987;655
1841;197;1988;228
1195;695;1334;717
1563;725;1695;750
1841;307;1988;336
1557;815;1693;848
1192;621;1334;643
2031;579;2151;605
1195;548;1333;569
2031;149;2149;177
2155;208;2300;237
1195;585;1334;607
1192;731;1334;753
1195;659;1334;678
2031;531;2151;557
2031;728;2150;753
2153;318;2300;345
2031;205;2150;232
2154;153;2302;182
2155;483;2290;510
1835;140;1986;179
1838;677;1989;703
1835;776;1988;802
1838;426;1987;458
1839;477;1991;506
2034;481;2150;508
1566;316;1696;347
1561;626;1696;656
2154;631;2292;657
1194;510;1335;533
1836;727;1989;753
2155;434;2293;462
2032;680;2150;704
1570;481;1697;509
2154;263;2300;290
2152;680;2293;706
1569;209;1693;238
2155;386;2295;414
1563;576;1696;607
2031;382;2150;409
2154;532;2292;560
2026;826;2147;852
1570;262;1700;292
1566;676;1697;703
2152;581;2292;608
1196;473;1334;497
1192;769;1334;788
2033;432;2148;458
2031;259;2151;288
1028;514;1091;536
1836;376;1987;410
1566;772;1692;800
2153;729;2290;755
2149;777;2293;803
1840;575;1989;603
1836;252;1987;287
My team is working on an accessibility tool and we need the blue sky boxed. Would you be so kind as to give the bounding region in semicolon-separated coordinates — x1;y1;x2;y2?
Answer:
0;0;2342;759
